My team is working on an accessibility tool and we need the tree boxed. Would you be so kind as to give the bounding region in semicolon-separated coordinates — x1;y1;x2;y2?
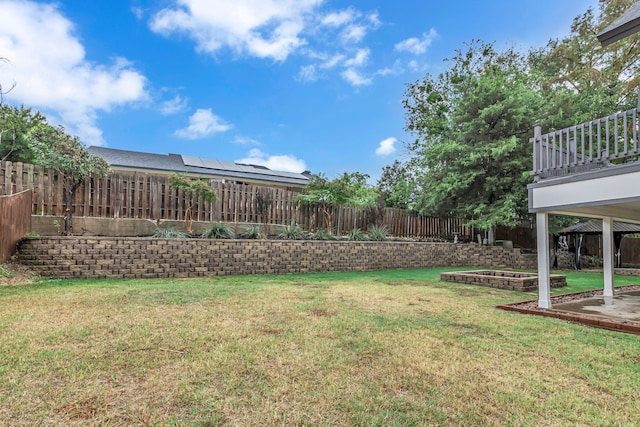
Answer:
532;0;640;129
26;124;110;235
0;105;47;163
376;159;419;210
404;42;542;235
168;173;217;234
296;172;378;231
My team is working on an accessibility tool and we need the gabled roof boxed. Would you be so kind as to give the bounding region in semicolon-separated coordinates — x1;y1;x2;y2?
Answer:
560;219;640;235
88;146;310;186
597;2;640;46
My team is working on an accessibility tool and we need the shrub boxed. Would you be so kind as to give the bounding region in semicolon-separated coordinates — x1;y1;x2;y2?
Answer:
202;222;235;239
367;225;389;241
279;223;305;239
0;263;14;278
153;227;189;238
310;229;336;240
243;224;266;239
347;228;368;241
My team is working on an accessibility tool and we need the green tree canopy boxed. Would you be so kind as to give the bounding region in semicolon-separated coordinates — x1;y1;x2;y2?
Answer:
297;172;378;231
392;0;640;237
403;41;541;230
0;105;47;163
27;124;110;235
376;160;418;210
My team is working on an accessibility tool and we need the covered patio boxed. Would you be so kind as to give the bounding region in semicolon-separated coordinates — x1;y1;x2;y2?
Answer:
525;4;640;323
528;115;640;310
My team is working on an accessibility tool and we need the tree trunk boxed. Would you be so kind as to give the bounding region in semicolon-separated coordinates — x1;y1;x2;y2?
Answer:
64;183;77;236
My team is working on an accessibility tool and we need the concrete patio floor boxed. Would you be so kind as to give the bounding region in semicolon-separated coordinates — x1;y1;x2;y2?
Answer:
497;285;640;334
553;290;640;323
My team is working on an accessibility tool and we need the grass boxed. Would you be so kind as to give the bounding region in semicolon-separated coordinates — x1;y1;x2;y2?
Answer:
1;268;639;425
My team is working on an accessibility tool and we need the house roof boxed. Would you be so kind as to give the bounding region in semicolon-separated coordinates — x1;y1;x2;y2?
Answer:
87;146;310;186
597;2;640;46
560;219;640;235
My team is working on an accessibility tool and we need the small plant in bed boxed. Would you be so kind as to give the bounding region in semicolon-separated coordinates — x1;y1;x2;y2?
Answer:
310;229;336;240
367;225;389;241
202;222;235;239
243;224;266;239
347;228;368;241
278;222;305;239
153;227;189;238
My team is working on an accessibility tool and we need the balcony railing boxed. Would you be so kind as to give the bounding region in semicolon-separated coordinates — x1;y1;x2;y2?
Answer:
531;106;640;181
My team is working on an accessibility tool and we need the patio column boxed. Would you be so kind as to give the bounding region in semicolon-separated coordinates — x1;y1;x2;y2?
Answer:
602;217;615;297
536;212;552;308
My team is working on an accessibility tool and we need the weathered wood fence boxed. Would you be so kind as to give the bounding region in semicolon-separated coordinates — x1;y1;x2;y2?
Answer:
0;189;32;262
0;160;474;239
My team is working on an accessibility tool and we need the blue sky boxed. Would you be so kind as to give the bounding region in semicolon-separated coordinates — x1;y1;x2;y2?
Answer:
0;0;598;181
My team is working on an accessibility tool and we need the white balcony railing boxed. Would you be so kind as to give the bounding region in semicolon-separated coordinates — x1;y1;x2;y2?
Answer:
531;106;640;180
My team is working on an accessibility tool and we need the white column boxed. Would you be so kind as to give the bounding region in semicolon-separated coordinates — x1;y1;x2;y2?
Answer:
536;212;552;308
602;217;615;297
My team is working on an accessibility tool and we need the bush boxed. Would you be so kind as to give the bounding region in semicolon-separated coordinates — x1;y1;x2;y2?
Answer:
279;223;305;239
153;227;189;238
367;225;389;241
243;224;266;239
202;222;235;239
310;229;336;240
346;228;368;241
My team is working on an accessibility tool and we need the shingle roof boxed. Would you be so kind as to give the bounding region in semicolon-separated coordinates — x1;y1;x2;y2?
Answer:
88;146;310;186
597;2;640;46
560;219;640;235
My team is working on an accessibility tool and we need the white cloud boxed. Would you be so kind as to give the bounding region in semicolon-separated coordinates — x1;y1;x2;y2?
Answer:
150;0;322;62
236;148;307;173
341;24;367;44
0;0;148;146
344;48;370;68
160;95;188;115
321;9;356;27
395;28;438;55
376;137;397;156
341;68;371;86
233;135;261;146
131;7;144;20
297;64;318;82
174;108;232;139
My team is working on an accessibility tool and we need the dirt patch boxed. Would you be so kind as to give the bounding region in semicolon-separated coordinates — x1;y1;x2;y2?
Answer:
0;260;41;286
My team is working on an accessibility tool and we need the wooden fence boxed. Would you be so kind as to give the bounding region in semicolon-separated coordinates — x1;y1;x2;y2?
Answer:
0;160;474;239
0;189;32;262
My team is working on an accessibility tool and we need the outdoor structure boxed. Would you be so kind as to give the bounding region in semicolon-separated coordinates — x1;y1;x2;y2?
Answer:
528;108;640;308
558;220;640;269
88;146;310;190
597;2;640;47
529;6;640;309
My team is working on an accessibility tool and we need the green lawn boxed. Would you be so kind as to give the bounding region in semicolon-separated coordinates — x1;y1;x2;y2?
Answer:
1;268;639;426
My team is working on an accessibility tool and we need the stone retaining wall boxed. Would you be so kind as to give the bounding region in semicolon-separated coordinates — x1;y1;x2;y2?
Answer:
17;237;538;280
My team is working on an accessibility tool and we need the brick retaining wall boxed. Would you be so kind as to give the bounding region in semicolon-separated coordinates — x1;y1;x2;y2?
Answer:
17;237;538;280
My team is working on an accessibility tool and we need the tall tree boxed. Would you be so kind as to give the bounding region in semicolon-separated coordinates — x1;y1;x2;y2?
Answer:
404;41;542;233
26;124;110;235
376;160;419;210
0;105;47;163
532;0;640;129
